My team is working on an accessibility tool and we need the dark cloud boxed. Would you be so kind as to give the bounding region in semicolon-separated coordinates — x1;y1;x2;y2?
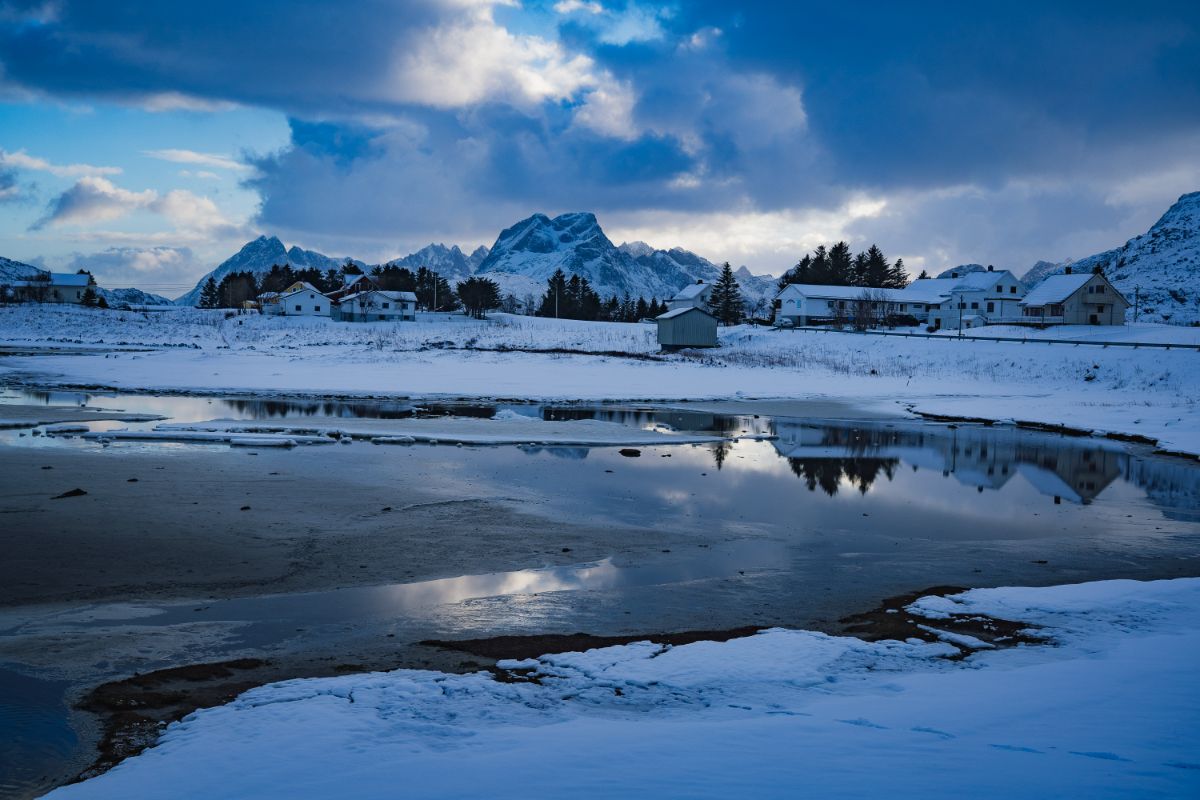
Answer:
3;1;1199;271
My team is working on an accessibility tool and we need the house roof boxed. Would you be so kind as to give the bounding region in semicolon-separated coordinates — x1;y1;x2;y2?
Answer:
952;271;1007;290
657;306;715;320
893;279;956;303
1022;273;1093;306
343;273;373;286
50;273;92;286
278;281;325;298
670;282;710;300
338;289;417;304
776;283;902;301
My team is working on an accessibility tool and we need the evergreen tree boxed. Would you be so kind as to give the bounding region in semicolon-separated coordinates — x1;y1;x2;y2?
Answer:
886;257;909;288
828;241;853;285
778;254;814;288
635;297;649;320
851;251;870;287
415;267;456;311
807;246;833;284
322;268;340;293
915;268;930;281
80;286;100;307
456;277;500;318
863;244;890;287
199;276;220;308
217;271;258;308
707;262;745;325
538;269;569;317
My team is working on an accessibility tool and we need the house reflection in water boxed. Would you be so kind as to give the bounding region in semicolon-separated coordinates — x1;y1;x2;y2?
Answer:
771;421;1125;504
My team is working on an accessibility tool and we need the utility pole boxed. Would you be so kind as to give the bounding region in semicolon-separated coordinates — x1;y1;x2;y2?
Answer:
1133;285;1140;323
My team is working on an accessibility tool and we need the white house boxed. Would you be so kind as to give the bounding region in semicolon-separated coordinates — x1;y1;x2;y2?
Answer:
899;267;1026;330
326;273;378;303
667;280;713;312
7;272;94;304
1020;269;1129;326
773;284;900;326
333;290;417;322
262;282;330;316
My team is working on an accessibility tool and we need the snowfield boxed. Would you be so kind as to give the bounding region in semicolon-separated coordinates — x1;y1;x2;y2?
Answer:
45;578;1200;799
1;305;1198;456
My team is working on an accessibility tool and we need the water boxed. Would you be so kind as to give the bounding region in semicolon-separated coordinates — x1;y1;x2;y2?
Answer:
1;389;1198;797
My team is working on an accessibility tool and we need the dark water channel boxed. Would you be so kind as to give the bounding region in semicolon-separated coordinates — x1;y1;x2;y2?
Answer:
1;389;1199;798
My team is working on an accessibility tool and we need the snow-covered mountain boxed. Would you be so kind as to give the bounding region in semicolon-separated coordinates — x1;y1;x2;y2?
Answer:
103;287;173;307
470;211;775;303
177;214;777;308
0;255;42;283
936;264;987;279
1022;191;1200;324
386;243;487;284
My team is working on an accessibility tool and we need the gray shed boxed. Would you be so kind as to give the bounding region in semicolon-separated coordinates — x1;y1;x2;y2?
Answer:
656;306;718;350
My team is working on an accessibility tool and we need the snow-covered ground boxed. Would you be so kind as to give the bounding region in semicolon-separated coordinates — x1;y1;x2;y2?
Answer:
926;322;1200;345
1;306;1198;456
46;577;1200;799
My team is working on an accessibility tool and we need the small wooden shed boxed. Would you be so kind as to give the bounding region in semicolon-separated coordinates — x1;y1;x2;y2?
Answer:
656;306;718;350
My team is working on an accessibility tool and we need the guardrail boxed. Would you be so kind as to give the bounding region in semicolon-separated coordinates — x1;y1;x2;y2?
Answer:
772;325;1200;351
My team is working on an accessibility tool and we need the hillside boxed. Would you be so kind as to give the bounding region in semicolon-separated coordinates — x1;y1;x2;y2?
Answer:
1023;192;1200;324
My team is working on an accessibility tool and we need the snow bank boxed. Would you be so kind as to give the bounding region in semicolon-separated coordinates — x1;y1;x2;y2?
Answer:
47;578;1200;799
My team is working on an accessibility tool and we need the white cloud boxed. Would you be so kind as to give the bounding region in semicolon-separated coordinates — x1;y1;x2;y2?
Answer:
137;92;238;113
388;4;600;108
553;0;602;14
32;176;155;229
571;79;639;140
0;148;121;178
179;169;222;180
145;148;249;172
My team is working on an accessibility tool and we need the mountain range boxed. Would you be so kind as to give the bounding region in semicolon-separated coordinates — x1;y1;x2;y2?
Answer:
174;212;778;308
1022;191;1200;324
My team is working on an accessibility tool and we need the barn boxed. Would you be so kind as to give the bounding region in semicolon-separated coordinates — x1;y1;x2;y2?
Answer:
656;306;718;350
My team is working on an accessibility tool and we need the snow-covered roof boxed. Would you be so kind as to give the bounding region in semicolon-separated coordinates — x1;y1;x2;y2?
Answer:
50;273;92;287
1022;273;1092;306
894;279;956;303
671;282;710;300
338;289;416;304
776;284;901;301
279;281;325;297
952;271;1008;290
343;273;373;286
657;306;714;320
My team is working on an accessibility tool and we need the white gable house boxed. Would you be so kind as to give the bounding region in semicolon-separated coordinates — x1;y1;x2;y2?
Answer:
262;282;330;316
667;281;714;312
898;267;1026;330
1020;269;1129;326
333;290;417;322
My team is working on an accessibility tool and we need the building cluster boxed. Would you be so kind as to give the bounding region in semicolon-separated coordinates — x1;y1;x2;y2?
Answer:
254;274;417;322
771;266;1130;330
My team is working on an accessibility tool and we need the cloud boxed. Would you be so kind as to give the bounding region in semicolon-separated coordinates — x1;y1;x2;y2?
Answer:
0;148;121;177
144;148;249;171
58;245;200;290
0;166;25;202
178;169;221;180
31;175;155;229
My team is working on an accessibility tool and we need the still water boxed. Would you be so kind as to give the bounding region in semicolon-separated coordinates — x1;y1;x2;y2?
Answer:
1;389;1199;798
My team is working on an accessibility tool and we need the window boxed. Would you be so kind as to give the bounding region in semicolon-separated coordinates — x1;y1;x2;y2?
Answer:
970;302;979;310
1050;304;1063;316
1010;286;1016;294
295;304;301;312
1096;284;1106;293
987;302;994;313
958;302;965;309
382;302;390;309
314;306;320;312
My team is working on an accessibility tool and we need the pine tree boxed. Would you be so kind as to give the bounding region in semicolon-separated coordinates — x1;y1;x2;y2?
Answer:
538;269;569;317
851;251;870;287
708;262;744;325
886;257;909;288
456;277;500;318
199;276;219;308
807;246;833;284
80;286;100;307
915;267;930;281
864;244;890;287
828;242;853;285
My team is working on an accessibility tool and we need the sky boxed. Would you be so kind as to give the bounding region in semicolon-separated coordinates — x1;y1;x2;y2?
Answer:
0;0;1198;295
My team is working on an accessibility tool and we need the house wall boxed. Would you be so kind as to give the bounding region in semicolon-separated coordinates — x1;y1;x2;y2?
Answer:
667;285;713;312
332;293;416;322
276;290;330;316
1024;274;1129;326
657;311;717;347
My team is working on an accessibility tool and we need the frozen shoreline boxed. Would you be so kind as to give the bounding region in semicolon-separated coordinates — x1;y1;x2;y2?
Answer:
43;577;1200;799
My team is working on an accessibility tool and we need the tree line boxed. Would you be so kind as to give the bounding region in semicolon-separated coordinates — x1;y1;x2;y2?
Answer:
534;269;669;321
777;243;909;289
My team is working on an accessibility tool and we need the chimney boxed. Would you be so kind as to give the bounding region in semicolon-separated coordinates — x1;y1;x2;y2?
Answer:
1065;266;1072;275
696;279;704;284
950;271;958;278
987;265;994;271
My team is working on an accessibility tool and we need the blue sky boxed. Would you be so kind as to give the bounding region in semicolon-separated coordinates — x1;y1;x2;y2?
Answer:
1;0;1198;292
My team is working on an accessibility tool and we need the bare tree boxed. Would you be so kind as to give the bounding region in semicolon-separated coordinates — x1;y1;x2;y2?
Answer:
853;289;893;331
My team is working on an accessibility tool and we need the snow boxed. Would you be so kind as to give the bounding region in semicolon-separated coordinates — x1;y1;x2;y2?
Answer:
147;416;729;447
1021;273;1094;306
46;577;1200;799
1;307;1197;456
